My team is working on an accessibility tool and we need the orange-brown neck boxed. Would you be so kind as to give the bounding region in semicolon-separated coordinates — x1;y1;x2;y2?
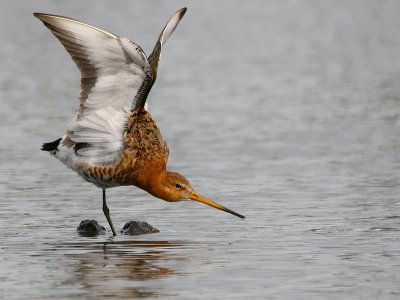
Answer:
129;170;189;202
129;169;169;201
144;170;168;200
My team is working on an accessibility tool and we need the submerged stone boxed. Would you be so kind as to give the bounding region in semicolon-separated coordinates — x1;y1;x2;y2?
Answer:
121;221;160;235
77;219;106;237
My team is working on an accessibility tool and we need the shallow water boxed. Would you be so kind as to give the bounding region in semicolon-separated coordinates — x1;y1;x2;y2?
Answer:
1;1;400;299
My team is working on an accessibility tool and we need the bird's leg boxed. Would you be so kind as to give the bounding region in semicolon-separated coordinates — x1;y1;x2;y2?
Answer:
102;189;117;236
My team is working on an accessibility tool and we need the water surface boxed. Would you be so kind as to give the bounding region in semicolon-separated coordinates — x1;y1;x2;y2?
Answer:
1;1;400;299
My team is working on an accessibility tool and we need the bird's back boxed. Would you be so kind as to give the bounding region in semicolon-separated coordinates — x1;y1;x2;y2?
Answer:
122;108;169;184
74;107;168;189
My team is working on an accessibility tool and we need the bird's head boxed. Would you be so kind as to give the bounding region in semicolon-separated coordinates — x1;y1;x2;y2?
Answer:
157;171;245;219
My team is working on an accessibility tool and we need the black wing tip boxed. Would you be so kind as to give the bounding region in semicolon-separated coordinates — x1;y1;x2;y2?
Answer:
33;12;73;24
41;138;62;151
33;12;46;20
178;7;187;18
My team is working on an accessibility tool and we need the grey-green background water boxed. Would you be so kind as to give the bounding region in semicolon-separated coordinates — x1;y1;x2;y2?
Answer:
1;1;400;299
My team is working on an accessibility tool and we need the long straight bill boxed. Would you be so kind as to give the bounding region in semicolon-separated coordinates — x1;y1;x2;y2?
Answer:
190;192;245;219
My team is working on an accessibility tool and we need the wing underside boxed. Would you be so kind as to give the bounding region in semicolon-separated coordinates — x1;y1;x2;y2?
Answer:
35;8;186;166
35;13;153;165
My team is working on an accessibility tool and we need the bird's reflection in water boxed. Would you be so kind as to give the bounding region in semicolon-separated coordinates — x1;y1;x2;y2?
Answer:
62;240;187;298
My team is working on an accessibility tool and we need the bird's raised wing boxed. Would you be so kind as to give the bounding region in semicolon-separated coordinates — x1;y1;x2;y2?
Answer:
148;7;187;81
34;13;153;165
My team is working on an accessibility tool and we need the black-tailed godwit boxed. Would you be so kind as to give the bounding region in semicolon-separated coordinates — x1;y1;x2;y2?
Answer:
35;8;245;236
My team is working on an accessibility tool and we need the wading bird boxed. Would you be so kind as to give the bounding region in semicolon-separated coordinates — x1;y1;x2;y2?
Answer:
35;8;245;236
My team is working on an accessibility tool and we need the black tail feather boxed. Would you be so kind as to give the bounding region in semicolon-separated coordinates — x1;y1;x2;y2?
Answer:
41;138;62;152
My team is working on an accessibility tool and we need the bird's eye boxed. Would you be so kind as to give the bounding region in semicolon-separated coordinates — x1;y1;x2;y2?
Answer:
175;183;182;189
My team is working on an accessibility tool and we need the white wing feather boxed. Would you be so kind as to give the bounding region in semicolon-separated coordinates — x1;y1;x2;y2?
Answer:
148;8;187;80
36;9;186;168
158;8;187;46
34;14;153;165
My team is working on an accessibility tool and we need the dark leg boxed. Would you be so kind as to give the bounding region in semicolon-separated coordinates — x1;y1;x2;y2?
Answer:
102;189;117;236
